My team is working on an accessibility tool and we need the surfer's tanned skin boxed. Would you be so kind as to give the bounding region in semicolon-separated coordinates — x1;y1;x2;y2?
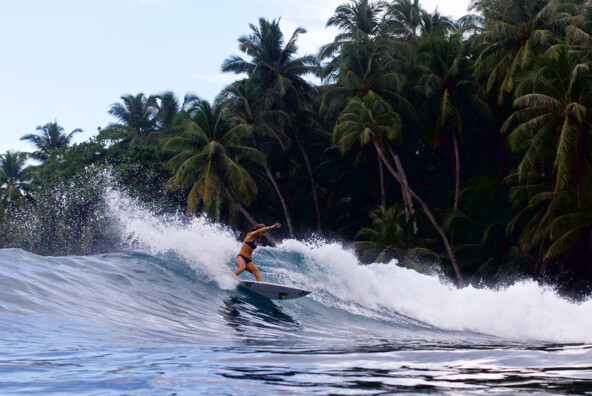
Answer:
235;223;280;281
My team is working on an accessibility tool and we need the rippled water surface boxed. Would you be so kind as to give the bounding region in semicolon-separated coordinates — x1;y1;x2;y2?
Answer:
1;191;592;394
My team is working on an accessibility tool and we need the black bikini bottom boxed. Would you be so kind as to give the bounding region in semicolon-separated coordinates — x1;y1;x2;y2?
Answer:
237;255;252;265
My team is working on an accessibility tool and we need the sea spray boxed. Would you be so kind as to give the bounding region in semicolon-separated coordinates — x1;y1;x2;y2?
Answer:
104;185;241;289
0;167;119;255
12;166;591;344
269;239;592;343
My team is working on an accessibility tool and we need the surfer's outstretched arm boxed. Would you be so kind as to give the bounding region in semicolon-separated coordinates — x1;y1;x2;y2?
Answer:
252;222;280;238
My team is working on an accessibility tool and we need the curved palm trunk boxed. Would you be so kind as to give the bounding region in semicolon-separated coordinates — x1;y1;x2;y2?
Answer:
263;164;295;238
222;184;277;246
375;141;464;286
387;145;418;234
294;132;323;236
252;137;295;238
378;152;386;208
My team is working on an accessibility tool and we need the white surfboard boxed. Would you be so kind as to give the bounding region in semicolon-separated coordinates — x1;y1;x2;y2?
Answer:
238;280;311;300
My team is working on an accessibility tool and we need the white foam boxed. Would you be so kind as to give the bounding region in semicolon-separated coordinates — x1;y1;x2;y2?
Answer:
276;239;592;344
102;185;592;343
104;187;240;289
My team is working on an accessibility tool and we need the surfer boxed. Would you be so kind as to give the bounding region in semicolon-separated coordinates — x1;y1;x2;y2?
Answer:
235;223;280;281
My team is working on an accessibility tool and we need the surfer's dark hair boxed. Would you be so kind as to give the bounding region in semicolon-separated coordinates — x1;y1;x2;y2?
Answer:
251;224;265;232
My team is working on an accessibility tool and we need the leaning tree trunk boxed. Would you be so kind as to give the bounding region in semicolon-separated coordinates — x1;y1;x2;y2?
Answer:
388;145;418;234
294;132;323;236
262;164;295;238
222;184;276;246
378;152;386;209
375;141;464;286
252;137;295;238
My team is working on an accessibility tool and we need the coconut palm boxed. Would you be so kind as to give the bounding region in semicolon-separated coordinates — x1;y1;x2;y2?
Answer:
502;45;592;199
222;79;296;237
153;91;182;131
106;93;158;144
505;173;564;277
419;9;456;37
415;32;488;211
546;198;592;262
471;0;579;103
0;151;35;205
354;203;437;264
222;18;324;235
320;0;390;61
221;18;317;106
387;0;426;41
163;98;267;232
323;37;417;226
334;91;465;285
20;120;82;162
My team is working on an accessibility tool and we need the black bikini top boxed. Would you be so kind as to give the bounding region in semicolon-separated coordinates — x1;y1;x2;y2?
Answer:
244;240;257;249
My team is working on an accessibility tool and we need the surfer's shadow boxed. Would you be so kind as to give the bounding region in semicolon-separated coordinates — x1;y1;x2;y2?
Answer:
219;295;301;335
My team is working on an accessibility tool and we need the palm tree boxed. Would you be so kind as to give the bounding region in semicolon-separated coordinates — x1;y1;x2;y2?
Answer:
163;98;269;237
546;198;592;262
333;91;465;285
0;151;35;205
471;0;578;103
222;18;324;235
354;203;436;263
153;91;182;131
320;0;390;61
415;32;488;211
106;93;158;144
20;120;82;162
387;0;426;41
419;9;456;37
502;45;592;200
222;79;296;237
322;37;417;226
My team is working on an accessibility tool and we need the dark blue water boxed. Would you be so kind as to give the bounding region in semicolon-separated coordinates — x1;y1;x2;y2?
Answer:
1;192;592;394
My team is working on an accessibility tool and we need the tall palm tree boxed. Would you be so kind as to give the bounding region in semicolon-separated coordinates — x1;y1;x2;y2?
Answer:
222;18;324;235
320;0;390;61
502;45;592;200
222;79;296;237
334;91;465;285
322;37;417;226
153;91;182;131
387;0;426;41
20;120;82;162
106;93;158;144
471;0;578;103
546;197;592;262
163;98;268;235
419;9;456;37
0;151;35;205
416;32;488;211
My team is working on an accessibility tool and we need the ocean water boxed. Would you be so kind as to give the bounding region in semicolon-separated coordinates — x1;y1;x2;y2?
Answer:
1;189;592;395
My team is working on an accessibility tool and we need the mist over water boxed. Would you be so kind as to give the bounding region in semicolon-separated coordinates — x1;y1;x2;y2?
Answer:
1;184;591;394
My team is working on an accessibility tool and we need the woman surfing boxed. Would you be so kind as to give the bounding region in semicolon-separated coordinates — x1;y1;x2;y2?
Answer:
235;223;280;281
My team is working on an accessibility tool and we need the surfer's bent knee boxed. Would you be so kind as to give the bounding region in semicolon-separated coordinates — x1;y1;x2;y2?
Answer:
236;256;247;270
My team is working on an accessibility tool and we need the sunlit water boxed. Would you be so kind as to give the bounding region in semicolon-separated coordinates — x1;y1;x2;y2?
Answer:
1;188;592;394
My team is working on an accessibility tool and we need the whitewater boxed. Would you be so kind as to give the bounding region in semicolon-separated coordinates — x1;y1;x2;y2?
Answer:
1;187;592;394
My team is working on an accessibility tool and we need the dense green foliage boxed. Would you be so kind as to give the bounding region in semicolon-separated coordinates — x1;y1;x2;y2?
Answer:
3;0;592;295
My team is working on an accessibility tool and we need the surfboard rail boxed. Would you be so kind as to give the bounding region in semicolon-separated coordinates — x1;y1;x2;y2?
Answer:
238;280;311;300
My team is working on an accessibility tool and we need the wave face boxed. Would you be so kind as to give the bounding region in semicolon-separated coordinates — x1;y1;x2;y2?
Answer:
2;188;592;394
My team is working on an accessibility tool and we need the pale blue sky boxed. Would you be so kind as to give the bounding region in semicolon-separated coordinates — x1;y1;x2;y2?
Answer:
0;0;470;153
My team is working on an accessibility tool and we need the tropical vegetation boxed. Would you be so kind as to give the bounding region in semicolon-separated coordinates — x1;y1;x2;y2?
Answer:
3;0;592;297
